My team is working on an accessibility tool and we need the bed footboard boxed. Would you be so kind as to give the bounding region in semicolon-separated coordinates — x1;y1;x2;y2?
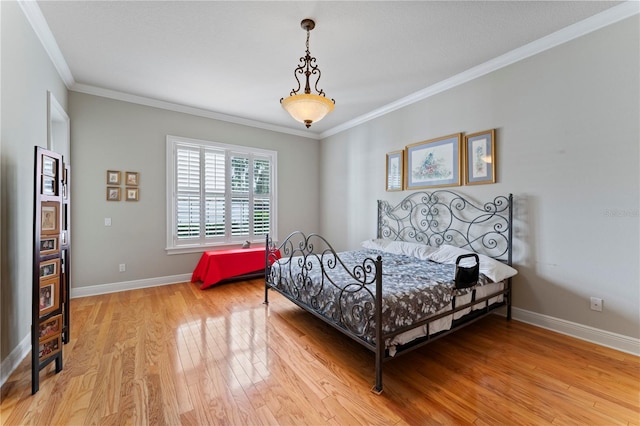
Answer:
264;232;386;392
265;232;382;338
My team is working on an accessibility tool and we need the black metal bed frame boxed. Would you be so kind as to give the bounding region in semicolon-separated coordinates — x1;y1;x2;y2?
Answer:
264;190;513;394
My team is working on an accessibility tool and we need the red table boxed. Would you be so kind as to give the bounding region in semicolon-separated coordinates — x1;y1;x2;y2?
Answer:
191;247;278;289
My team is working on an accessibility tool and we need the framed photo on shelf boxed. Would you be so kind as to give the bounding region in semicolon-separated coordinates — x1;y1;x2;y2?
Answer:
39;236;59;256
38;314;62;341
42;176;57;196
41;202;59;235
42;155;56;177
38;333;61;361
107;170;121;185
405;133;462;190
107;187;121;201
464;129;496;185
39;258;60;281
125;187;139;201
385;151;404;191
39;278;60;317
125;171;139;186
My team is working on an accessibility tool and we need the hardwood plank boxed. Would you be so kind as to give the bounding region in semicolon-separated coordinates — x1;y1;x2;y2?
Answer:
1;280;637;425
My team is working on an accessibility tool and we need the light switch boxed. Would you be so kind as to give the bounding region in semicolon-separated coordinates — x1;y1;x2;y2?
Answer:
105;218;112;226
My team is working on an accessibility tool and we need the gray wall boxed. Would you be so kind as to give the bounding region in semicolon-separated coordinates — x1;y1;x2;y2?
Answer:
1;1;68;360
68;92;320;288
320;16;639;339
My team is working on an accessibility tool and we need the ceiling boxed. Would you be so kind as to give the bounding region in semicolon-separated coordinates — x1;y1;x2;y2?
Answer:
34;1;628;138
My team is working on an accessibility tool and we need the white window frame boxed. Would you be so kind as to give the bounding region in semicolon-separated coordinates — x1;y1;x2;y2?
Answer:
166;135;278;254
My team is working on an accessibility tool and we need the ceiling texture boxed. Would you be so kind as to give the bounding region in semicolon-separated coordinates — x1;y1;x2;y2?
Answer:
32;1;634;138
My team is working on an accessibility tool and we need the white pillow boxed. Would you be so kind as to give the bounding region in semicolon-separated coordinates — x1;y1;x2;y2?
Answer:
386;241;437;260
361;239;436;260
361;238;393;251
426;244;518;283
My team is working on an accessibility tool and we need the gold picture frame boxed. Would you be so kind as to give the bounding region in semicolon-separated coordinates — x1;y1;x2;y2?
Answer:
405;133;462;190
107;187;121;201
464;129;496;185
125;187;139;201
107;170;121;185
125;171;139;186
386;150;404;191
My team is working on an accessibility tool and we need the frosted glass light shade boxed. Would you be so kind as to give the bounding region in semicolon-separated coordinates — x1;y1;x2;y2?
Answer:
281;93;335;128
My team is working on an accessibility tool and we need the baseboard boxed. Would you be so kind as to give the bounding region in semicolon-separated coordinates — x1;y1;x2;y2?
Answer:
70;273;192;299
0;335;31;388
511;307;640;356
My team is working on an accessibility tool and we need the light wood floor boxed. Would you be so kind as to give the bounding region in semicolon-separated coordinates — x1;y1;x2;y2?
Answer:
1;279;638;425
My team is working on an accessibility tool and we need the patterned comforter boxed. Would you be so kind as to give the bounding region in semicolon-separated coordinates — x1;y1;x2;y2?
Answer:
269;249;491;346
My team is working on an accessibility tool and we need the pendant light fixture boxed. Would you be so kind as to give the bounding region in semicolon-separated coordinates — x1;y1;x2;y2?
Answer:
280;19;335;128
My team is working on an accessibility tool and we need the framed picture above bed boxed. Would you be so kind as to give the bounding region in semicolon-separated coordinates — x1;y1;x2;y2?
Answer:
464;129;496;185
405;133;462;190
385;150;403;191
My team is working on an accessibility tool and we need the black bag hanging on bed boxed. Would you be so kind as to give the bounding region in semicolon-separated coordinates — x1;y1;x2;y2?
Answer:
454;253;480;289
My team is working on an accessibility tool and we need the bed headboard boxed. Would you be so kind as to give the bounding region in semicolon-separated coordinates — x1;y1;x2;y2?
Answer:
377;191;513;264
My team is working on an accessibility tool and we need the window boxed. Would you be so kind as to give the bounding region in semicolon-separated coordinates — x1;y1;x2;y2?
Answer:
166;135;277;254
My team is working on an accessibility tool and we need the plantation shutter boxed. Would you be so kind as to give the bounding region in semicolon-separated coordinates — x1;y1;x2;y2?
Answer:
204;150;226;237
176;146;201;240
231;156;250;236
253;158;271;235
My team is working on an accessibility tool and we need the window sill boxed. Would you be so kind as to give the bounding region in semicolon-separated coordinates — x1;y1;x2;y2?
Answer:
166;242;267;256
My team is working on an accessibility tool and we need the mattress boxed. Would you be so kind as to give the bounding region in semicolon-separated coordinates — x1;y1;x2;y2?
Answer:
269;249;504;350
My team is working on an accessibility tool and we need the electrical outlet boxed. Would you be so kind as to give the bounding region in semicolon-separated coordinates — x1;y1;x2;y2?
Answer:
119;263;126;272
590;297;603;312
104;218;112;226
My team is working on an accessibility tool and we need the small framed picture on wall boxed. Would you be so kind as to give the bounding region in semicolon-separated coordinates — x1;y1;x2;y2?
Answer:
125;171;139;186
107;170;121;185
464;129;496;185
107;187;121;201
125;187;139;201
385;151;403;191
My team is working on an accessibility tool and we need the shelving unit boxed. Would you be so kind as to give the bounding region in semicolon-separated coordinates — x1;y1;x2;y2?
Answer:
31;146;71;394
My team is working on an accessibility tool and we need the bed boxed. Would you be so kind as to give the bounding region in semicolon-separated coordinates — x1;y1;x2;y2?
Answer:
264;190;516;393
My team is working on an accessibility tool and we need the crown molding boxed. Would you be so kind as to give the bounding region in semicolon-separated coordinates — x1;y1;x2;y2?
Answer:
18;0;74;88
320;1;640;139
